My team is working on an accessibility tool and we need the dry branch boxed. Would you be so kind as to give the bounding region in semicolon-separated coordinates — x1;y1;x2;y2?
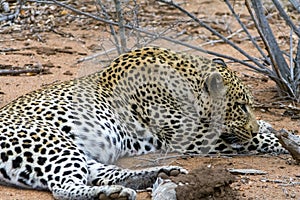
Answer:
113;0;127;53
273;0;300;37
228;168;267;175
96;0;122;54
157;0;268;73
289;0;300;13
224;0;268;61
76;48;116;63
246;0;299;100
6;0;299;101
0;0;9;12
39;0;264;71
273;129;300;164
248;0;290;80
0;68;49;75
0;0;23;22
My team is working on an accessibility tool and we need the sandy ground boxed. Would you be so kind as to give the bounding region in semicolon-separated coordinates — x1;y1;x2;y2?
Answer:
0;0;299;199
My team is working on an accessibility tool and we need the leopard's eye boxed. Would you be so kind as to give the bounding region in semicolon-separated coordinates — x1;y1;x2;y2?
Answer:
234;102;247;113
239;104;247;113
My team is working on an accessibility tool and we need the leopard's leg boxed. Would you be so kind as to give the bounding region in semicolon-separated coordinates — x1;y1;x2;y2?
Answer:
243;120;288;154
51;181;136;200
0;125;136;200
45;149;136;200
44;138;136;200
87;159;187;190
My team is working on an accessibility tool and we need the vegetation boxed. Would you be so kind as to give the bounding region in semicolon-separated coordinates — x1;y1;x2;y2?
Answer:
1;0;300;101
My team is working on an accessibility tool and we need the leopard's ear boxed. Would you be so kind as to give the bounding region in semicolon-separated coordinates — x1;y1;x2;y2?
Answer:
204;72;226;97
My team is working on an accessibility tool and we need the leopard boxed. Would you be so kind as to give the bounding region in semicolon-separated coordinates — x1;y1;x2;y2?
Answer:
0;47;287;200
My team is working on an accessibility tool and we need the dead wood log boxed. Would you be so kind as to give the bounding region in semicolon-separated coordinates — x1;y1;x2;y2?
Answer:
0;68;49;76
273;128;300;164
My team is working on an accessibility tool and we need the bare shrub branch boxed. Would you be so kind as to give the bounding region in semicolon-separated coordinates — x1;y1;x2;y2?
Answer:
4;0;299;101
113;0;127;53
288;0;300;13
224;0;268;62
273;0;300;37
0;0;10;12
96;0;122;54
156;0;268;72
0;67;49;75
35;0;261;71
0;0;24;22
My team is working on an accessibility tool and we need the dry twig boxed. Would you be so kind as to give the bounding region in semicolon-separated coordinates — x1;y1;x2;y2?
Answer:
156;0;271;74
0;67;49;75
0;0;9;12
272;128;300;164
0;0;22;22
35;0;262;71
76;48;116;63
113;0;127;53
96;0;122;54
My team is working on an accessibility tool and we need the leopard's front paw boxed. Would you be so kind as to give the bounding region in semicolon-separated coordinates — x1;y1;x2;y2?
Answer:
98;185;136;200
157;166;188;179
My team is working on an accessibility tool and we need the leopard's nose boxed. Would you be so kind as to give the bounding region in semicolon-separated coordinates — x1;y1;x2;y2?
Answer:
252;120;259;133
246;111;259;137
250;121;259;137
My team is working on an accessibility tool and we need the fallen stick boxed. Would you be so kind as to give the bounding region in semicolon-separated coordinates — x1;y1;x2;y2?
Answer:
0;68;49;75
228;168;267;175
272;128;300;164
